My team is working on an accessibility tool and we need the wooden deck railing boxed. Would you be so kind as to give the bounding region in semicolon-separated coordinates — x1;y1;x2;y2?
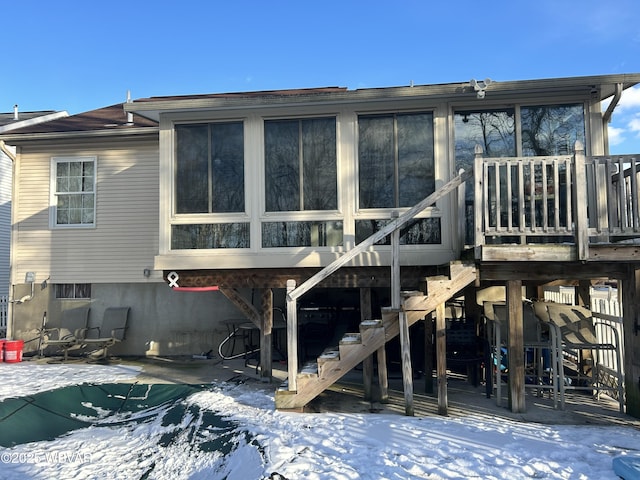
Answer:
474;142;640;259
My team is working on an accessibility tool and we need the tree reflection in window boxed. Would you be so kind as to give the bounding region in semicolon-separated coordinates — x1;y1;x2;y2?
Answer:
175;122;244;214
264;117;337;212
171;224;250;249
359;113;435;209
355;218;441;245
454;109;516;173
262;221;343;247
521;104;585;156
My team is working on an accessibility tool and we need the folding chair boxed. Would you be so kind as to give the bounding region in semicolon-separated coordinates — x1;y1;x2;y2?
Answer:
43;307;90;361
536;302;624;412
483;301;553;406
83;307;130;360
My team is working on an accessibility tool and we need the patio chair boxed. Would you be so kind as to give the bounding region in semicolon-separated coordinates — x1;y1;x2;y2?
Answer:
43;307;90;361
82;307;130;360
483;301;553;406
535;302;624;412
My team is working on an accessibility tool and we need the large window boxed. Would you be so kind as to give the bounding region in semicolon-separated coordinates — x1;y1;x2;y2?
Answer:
51;157;96;227
521;104;585;156
175;122;244;214
358;112;435;209
264;117;337;212
454;104;586;243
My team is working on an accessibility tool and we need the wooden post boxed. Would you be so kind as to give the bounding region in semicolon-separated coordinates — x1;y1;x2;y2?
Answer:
573;141;589;261
621;267;640;418
260;288;273;382
436;302;448;415
390;210;401;407
360;288;373;401
377;345;389;403
424;313;434;394
507;280;526;413
576;280;593;378
286;279;298;391
391;211;401;309
474;144;485;259
399;311;414;416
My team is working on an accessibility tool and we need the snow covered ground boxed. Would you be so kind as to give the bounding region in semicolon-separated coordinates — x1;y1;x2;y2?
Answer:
0;361;638;479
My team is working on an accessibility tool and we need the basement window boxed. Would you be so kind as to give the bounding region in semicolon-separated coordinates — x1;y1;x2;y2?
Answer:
55;284;91;299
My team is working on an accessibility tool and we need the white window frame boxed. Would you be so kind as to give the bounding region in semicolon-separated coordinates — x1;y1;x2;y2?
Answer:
49;156;97;229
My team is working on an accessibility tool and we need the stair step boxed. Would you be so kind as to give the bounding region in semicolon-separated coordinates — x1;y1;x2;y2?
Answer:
340;333;362;345
318;348;340;361
360;319;383;330
300;362;318;376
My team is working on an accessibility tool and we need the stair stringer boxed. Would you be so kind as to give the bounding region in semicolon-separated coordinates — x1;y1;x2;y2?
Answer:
274;262;476;410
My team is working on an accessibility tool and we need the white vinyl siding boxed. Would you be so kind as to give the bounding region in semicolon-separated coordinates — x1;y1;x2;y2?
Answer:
14;139;159;284
0;150;12;296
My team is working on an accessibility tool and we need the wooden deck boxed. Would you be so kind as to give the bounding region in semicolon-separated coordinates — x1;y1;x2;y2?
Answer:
474;142;640;262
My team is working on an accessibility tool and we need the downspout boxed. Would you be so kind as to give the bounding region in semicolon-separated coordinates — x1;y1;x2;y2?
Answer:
601;83;623;154
0;141;17;339
603;83;623;124
0;140;16;162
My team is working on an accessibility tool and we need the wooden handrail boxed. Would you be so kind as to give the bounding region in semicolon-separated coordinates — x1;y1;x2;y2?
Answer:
287;169;473;302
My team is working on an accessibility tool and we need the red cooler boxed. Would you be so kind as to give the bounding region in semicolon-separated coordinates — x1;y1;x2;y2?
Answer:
4;340;24;363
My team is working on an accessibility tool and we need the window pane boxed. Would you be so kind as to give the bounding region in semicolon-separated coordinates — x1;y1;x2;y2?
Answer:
358;115;394;208
69;162;81;177
521;104;585;156
262;221;343;247
302;118;337;210
454;110;516;172
176;125;209;213
355;218;441;245
397;113;435;206
54;159;95;226
265;120;300;211
171;223;250;249
56;177;69;193
211;122;245;212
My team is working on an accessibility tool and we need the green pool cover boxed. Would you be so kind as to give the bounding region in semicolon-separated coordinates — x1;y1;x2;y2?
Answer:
0;383;236;448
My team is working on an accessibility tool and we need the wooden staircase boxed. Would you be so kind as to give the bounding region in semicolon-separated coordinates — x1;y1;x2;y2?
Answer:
275;261;476;410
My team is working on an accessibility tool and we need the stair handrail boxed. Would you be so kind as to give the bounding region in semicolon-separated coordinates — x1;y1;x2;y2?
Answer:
287;168;473;302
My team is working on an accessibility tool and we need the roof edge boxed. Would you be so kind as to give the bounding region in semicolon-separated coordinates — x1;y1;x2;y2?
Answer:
0;126;159;143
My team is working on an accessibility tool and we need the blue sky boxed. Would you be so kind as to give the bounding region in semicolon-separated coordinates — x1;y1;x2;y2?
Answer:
3;0;640;153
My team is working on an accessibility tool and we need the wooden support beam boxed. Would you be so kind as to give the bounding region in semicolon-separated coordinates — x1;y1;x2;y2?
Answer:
218;287;261;328
436;302;448;415
573;142;589;261
391;211;401;309
286;280;298;392
399;311;414;416
377;345;389;403
260;289;273;382
507;280;526;413
424;313;434;394
621;268;640;418
360;288;373;401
